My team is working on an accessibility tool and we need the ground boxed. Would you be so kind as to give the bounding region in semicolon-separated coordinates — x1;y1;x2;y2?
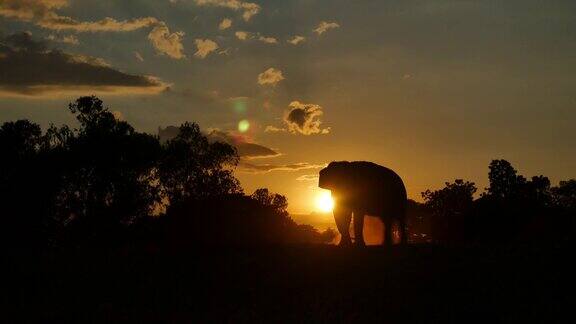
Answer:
11;244;573;322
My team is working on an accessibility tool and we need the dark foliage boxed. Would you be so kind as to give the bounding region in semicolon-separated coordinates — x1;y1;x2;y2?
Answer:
0;96;333;254
420;160;575;245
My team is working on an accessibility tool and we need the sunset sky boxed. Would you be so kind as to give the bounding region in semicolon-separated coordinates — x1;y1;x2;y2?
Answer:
1;0;575;214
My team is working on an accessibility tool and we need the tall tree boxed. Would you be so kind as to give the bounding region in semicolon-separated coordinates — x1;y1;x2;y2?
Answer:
485;159;526;200
158;122;242;206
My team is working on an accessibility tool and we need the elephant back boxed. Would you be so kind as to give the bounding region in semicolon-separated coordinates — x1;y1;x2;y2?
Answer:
350;162;407;216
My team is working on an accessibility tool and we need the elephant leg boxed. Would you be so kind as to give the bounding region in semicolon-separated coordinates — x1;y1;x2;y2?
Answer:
399;216;407;245
383;218;393;247
334;207;352;247
353;211;366;247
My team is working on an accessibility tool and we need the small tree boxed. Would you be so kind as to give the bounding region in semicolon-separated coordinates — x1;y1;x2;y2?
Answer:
251;188;289;215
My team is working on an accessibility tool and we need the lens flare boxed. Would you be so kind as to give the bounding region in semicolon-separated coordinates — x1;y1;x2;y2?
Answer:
316;191;334;213
238;120;250;133
232;98;247;114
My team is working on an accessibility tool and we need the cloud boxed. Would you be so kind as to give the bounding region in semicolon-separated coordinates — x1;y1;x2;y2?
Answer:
0;32;167;98
0;1;161;32
284;101;330;135
287;35;305;45
234;31;277;44
194;39;219;58
264;126;286;133
134;51;144;62
296;174;319;182
162;87;221;103
257;68;284;86
194;0;261;21
257;36;277;44
207;130;280;159
218;48;231;55
39;16;161;32
239;162;325;173
313;21;340;35
147;23;185;59
235;31;250;40
46;34;79;45
218;18;232;30
158;126;280;159
0;1;186;60
0;0;68;21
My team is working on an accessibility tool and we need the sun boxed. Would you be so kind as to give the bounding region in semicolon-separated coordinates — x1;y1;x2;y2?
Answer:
316;191;334;213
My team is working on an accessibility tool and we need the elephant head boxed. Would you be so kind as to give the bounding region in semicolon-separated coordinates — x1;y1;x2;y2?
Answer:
319;161;348;190
318;161;359;206
318;161;355;201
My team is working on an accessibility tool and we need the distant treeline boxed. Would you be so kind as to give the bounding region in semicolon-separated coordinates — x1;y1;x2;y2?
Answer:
407;160;575;245
1;96;335;252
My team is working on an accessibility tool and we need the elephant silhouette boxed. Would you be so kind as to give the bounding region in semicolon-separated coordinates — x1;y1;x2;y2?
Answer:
319;161;407;247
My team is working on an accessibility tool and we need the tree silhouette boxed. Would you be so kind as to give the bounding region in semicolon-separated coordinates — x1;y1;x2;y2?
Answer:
58;96;162;225
551;180;576;210
158;122;242;206
251;188;288;215
485;159;526;200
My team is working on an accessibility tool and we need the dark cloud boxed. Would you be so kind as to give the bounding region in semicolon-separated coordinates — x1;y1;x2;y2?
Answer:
284;101;330;135
207;130;280;159
157;126;280;159
239;162;325;173
0;32;167;97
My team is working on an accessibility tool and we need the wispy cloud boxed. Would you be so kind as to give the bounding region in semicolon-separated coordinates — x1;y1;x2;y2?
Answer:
0;0;186;60
287;35;305;45
47;34;79;45
296;174;319;182
239;162;325;173
194;0;261;21
0;1;161;32
257;35;277;44
134;51;144;62
264;126;286;133
234;31;277;44
313;21;340;35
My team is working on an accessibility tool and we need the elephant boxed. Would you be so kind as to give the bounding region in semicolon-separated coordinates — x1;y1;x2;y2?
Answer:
318;161;407;247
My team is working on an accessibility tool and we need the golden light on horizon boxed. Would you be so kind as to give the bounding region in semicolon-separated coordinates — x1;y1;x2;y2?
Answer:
315;191;334;213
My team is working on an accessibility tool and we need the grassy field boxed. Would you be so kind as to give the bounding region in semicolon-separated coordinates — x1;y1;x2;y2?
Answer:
11;243;572;322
